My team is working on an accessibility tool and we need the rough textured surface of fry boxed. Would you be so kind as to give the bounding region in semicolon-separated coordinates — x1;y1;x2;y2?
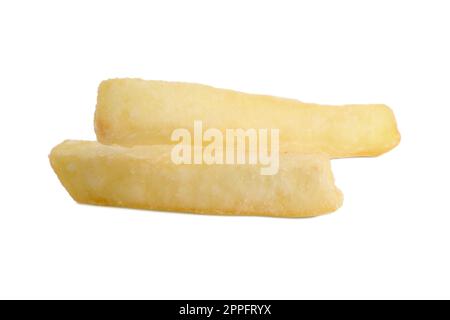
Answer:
49;141;343;218
95;78;400;157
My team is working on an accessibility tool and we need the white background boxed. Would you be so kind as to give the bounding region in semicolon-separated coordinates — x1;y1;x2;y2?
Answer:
1;0;449;300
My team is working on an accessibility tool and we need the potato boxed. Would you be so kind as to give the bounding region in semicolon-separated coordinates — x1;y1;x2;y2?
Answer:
49;141;343;218
95;79;400;157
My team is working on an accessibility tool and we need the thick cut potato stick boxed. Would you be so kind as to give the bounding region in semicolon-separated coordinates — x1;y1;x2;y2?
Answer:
95;79;400;157
49;141;343;218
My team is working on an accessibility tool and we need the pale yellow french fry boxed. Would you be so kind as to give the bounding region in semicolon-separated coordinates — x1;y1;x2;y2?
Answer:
95;79;400;157
49;141;343;218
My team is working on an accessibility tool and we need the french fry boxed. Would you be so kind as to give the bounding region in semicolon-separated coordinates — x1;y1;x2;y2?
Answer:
95;79;400;157
49;141;343;218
